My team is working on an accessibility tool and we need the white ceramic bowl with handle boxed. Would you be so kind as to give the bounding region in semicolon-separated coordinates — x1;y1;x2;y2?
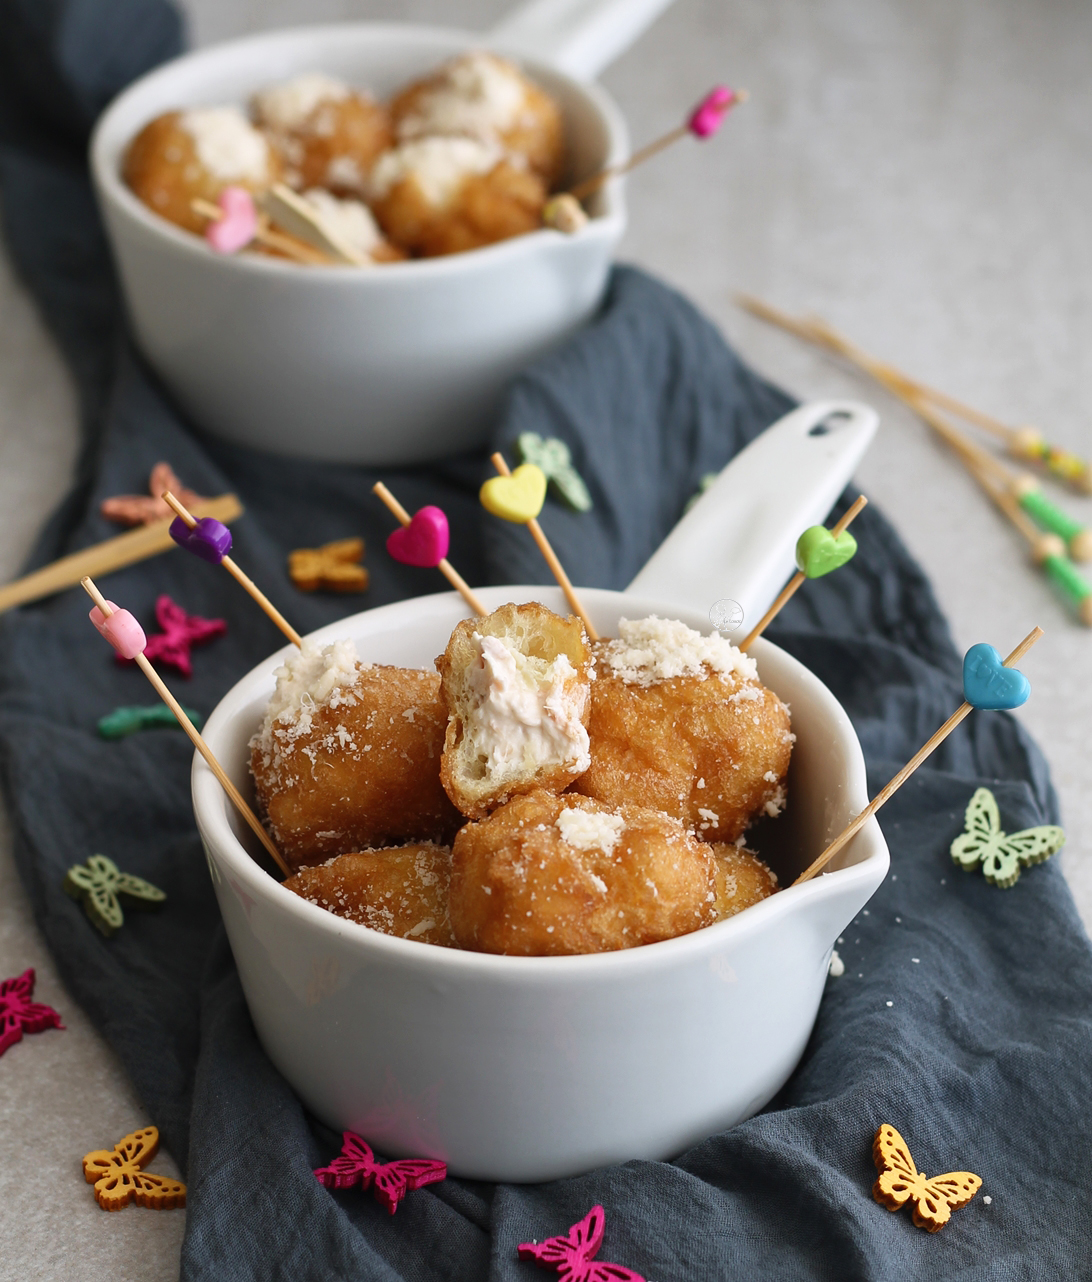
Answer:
192;402;890;1181
89;1;676;465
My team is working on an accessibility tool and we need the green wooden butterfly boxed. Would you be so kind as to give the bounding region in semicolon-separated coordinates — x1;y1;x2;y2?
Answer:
63;855;166;937
950;787;1065;888
515;433;593;512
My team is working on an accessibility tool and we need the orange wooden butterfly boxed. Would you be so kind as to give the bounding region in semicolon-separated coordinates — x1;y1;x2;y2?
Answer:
82;1126;186;1211
872;1124;981;1232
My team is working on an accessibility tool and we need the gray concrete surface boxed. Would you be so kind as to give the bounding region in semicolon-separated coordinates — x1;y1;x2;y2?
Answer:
1;1;1089;1276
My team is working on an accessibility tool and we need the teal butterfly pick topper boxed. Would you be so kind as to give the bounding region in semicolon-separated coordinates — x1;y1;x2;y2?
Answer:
64;854;167;936
950;787;1065;888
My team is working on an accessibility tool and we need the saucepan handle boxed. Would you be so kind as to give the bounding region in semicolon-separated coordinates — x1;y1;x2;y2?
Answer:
625;400;879;627
488;0;676;81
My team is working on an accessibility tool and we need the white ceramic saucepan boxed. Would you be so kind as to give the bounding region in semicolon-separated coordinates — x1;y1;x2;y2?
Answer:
89;0;676;465
193;402;890;1182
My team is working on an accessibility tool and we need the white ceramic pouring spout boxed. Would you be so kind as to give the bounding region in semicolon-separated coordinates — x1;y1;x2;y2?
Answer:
490;0;677;80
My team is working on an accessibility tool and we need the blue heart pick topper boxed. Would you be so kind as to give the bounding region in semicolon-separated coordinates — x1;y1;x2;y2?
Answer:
962;642;1031;710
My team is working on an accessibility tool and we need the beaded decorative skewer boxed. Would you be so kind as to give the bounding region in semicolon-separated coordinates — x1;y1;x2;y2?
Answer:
162;491;304;648
794;625;1044;885
372;483;488;617
738;495;868;650
737;295;1092;493
190;193;330;266
80;576;289;877
483;453;599;641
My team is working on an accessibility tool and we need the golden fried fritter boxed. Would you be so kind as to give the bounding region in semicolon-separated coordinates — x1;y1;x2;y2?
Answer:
389;51;564;186
284;843;456;946
437;602;592;819
124;108;279;234
708;843;779;921
250;642;459;872
573;619;793;842
449;790;716;956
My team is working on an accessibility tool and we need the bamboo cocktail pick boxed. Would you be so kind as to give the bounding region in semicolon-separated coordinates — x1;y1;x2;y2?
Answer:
794;625;1044;886
483;454;599;641
161;491;304;648
738;495;868;650
80;577;289;878
190;197;330;265
0;494;243;616
372;483;489;617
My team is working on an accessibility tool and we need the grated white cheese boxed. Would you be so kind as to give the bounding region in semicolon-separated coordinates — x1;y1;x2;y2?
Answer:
369;136;499;208
250;638;366;762
253;73;349;133
179;106;270;182
829;950;845;977
556;807;625;856
300;188;383;257
396;52;528;147
600;616;758;687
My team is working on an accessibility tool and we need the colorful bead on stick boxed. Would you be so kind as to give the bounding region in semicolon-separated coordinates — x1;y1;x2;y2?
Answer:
962;642;1031;710
688;86;744;137
82;1127;186;1211
518;1205;645;1281
950;786;1065;888
314;1131;446;1214
1009;427;1092;493
794;525;858;578
89;603;147;660
516;433;593;512
480;463;547;524
386;506;450;567
64;855;166;937
1040;553;1092;625
169;515;233;564
98;704;202;739
1011;480;1092;562
100;463;204;528
872;1124;981;1233
288;538;369;593
205;185;258;255
0;969;63;1057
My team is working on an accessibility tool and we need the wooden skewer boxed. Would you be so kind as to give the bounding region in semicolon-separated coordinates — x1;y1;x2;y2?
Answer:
161;491;303;648
190;198;331;266
568;89;749;203
489;454;599;641
737;495;869;651
371;483;488;617
0;494;243;616
80;576;289;878
793;625;1044;886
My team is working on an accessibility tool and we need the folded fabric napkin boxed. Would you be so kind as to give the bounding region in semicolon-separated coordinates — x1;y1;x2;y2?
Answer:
1;2;1089;1277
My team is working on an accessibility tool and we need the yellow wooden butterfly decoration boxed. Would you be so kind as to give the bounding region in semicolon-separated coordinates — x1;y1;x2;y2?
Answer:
872;1124;981;1232
82;1126;186;1211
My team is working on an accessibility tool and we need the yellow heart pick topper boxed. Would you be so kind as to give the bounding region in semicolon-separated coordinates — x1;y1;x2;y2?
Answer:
480;464;548;524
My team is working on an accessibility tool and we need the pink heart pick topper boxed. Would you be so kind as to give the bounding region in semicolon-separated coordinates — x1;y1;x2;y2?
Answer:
688;86;739;138
518;1205;645;1282
89;603;147;660
206;186;258;254
386;505;450;568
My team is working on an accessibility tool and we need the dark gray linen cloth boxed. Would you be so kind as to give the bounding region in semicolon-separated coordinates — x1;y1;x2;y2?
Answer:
1;2;1090;1277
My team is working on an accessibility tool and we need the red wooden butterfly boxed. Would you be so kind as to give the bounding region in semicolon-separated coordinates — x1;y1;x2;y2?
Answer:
313;1131;446;1214
518;1205;645;1282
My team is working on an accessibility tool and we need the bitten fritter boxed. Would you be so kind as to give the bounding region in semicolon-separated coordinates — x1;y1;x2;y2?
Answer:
284;843;456;947
252;73;392;196
449;790;716;956
709;843;779;921
250;640;459;872
572;617;793;843
389;51;564;186
124;107;279;233
369;138;546;257
437;602;592;819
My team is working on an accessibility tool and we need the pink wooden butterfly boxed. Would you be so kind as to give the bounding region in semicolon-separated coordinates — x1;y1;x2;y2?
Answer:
518;1205;645;1282
123;595;226;678
313;1131;446;1214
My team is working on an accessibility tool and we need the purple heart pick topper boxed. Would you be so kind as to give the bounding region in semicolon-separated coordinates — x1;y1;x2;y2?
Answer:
169;516;233;565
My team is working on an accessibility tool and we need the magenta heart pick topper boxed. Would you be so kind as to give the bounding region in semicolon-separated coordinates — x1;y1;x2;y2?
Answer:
386;505;450;568
688;86;744;138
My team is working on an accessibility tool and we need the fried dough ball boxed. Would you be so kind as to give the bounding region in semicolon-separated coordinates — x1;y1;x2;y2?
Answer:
284;843;456;947
250;640;459;872
572;617;793;843
252;73;392;196
295;189;406;263
709;843;779;921
449;790;716;956
390;51;564;186
124;107;279;234
437;602;592;819
369;137;546;257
